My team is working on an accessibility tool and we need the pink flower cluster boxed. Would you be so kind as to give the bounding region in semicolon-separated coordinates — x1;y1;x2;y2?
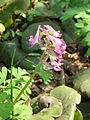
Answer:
29;25;66;71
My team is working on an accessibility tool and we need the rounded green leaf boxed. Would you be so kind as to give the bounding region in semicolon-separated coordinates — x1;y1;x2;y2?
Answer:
81;80;90;98
73;68;90;98
50;85;81;120
73;68;90;90
0;102;13;119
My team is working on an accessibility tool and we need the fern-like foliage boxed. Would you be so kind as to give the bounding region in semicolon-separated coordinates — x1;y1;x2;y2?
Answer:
37;62;53;84
60;1;90;56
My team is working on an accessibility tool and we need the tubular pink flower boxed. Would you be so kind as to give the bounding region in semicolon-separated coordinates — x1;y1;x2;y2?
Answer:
44;57;62;71
28;25;41;47
44;25;62;38
40;27;66;55
50;59;62;71
28;24;66;71
44;48;63;71
46;34;66;55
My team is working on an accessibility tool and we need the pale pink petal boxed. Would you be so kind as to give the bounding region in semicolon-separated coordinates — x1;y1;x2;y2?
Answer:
28;25;41;47
28;36;34;47
47;34;64;54
44;25;62;38
43;54;49;63
45;63;54;70
54;66;62;71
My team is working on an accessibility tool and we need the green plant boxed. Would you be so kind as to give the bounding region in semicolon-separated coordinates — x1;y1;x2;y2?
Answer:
60;1;90;56
30;85;82;120
0;48;33;119
0;46;52;119
75;12;90;56
0;66;33;119
14;23;67;102
0;64;52;119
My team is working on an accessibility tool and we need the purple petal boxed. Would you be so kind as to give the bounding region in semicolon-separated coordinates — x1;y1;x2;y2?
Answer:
54;66;62;71
47;34;66;54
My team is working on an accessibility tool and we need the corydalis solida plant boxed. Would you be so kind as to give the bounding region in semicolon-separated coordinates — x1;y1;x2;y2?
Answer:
29;25;66;71
13;25;66;104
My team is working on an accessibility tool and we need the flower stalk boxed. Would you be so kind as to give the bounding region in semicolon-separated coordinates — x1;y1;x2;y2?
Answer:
13;51;45;104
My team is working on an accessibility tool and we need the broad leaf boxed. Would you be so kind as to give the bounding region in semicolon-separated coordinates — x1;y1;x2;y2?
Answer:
0;92;13;120
0;41;37;69
50;85;81;120
73;68;90;98
0;102;13;120
34;2;62;18
31;95;62;120
31;85;81;120
0;92;8;102
61;19;77;44
30;114;54;120
81;80;90;98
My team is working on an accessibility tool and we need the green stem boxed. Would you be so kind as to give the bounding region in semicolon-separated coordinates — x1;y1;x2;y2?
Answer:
13;51;45;105
11;48;16;118
11;48;16;102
